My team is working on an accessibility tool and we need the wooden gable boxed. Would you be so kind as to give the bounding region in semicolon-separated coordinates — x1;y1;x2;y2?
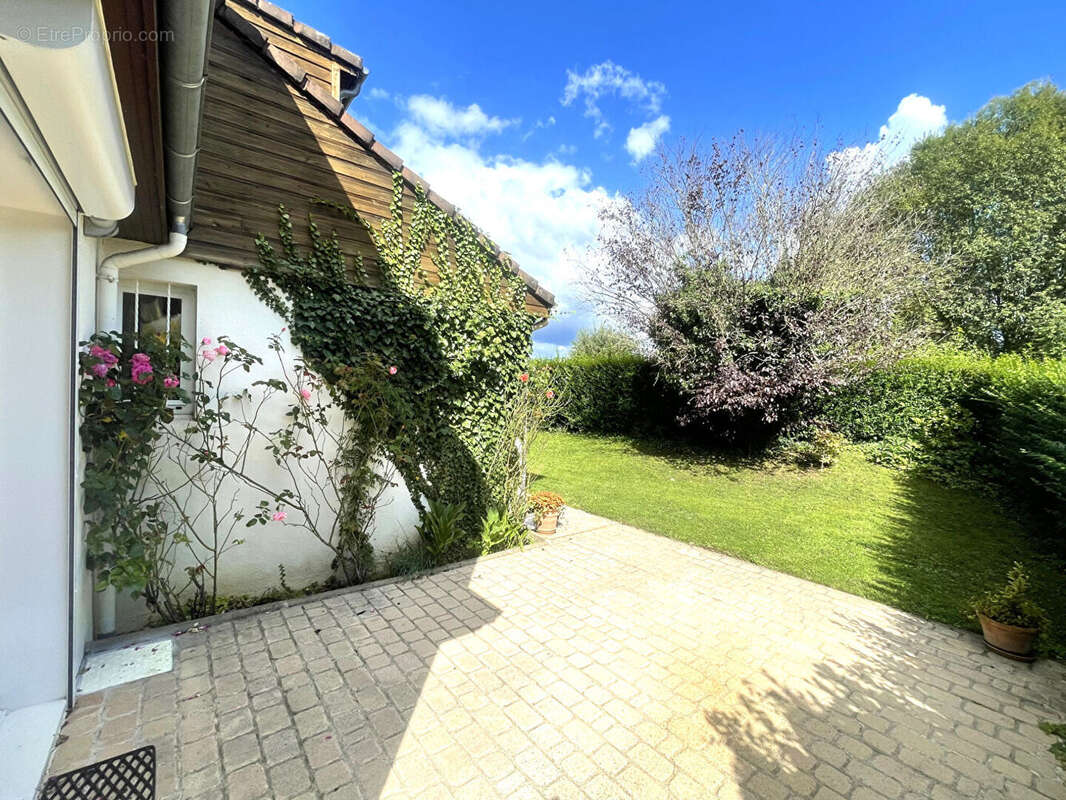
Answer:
185;1;553;317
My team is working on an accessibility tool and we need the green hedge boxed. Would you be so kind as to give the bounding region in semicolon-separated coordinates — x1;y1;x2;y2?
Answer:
535;349;1065;540
823;351;1066;539
530;355;681;435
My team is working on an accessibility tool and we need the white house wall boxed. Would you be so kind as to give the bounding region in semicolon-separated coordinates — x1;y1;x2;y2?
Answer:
110;248;420;632
0;206;75;711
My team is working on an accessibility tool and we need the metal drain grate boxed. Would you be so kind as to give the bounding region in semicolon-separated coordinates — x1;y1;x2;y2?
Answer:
40;745;155;800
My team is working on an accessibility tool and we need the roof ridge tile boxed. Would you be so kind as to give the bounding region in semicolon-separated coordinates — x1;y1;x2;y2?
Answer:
255;0;292;28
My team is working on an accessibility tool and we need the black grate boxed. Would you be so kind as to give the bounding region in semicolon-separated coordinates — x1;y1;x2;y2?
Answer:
40;745;155;800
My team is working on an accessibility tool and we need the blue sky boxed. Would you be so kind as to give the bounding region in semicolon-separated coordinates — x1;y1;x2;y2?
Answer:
284;0;1065;356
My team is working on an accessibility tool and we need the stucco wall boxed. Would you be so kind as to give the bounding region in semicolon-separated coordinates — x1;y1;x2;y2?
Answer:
110;248;420;632
0;207;75;709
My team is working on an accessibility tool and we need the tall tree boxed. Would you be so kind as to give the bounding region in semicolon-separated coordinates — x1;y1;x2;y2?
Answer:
569;325;642;358
587;136;929;437
898;81;1066;356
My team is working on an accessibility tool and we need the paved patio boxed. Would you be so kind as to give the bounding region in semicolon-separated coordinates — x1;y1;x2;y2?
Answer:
48;510;1066;799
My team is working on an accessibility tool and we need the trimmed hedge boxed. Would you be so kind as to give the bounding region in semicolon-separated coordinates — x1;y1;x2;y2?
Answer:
530;355;682;435
823;351;1066;539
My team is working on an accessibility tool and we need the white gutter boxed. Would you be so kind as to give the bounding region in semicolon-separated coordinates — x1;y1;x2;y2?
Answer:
95;232;188;332
0;0;135;225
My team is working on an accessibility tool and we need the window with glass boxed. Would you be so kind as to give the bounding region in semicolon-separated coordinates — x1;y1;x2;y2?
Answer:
119;279;196;408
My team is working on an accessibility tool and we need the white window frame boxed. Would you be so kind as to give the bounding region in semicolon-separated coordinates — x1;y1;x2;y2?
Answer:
119;278;196;411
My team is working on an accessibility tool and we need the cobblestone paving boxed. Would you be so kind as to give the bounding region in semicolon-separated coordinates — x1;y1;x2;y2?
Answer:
48;510;1066;799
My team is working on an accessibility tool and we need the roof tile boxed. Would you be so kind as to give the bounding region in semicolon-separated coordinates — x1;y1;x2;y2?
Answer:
218;5;267;50
292;20;330;50
370;140;403;171
427;190;455;217
301;76;343;117
513;267;539;291
263;43;306;84
330;43;363;71
256;0;293;27
340;115;374;147
401;166;429;193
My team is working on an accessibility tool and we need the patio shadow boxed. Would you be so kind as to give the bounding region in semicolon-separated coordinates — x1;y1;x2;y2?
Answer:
866;472;1066;658
700;609;1065;799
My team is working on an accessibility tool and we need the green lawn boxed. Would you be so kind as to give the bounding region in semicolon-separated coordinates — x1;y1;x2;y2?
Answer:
530;432;1066;657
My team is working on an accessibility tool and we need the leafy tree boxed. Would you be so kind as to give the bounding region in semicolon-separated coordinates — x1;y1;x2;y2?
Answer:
896;81;1066;356
569;325;642;358
587;136;929;438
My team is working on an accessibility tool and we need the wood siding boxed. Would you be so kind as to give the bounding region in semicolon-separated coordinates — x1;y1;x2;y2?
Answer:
227;1;340;100
187;21;551;316
104;0;166;244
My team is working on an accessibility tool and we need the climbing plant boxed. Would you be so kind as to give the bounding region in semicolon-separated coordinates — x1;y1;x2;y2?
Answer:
245;173;538;528
79;331;187;592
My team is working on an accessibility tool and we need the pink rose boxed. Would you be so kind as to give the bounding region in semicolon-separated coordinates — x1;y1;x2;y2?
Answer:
89;344;118;371
272;511;287;522
546;389;555;399
201;349;216;362
106;378;116;388
130;353;153;384
519;372;529;382
388;365;398;375
201;336;212;345
90;362;109;378
215;344;230;356
163;375;180;389
299;387;312;400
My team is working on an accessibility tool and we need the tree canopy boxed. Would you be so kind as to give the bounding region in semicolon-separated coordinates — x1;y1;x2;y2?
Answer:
569;325;642;358
897;81;1066;356
587;137;928;437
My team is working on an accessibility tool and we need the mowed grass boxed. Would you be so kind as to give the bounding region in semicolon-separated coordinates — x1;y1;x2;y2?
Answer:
530;432;1066;657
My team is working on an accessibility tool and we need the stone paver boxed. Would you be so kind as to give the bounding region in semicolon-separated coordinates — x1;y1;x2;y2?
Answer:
47;509;1066;798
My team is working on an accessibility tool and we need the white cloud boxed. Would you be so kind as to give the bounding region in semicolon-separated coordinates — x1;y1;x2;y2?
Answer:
522;115;557;142
835;93;947;171
561;61;667;138
406;94;518;138
625;115;670;162
366;87;390;100
389;99;615;347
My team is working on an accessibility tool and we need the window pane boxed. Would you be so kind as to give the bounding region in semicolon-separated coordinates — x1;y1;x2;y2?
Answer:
121;292;182;344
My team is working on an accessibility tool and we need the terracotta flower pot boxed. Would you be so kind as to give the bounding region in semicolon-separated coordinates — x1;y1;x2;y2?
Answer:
977;612;1039;662
536;512;559;535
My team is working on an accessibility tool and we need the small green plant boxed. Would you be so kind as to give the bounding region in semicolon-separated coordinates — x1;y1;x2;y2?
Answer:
417;499;465;565
528;491;565;525
1038;721;1066;771
779;425;845;469
384;542;432;576
973;562;1047;629
479;508;527;555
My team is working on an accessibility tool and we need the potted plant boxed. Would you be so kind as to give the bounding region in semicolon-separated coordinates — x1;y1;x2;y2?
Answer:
529;491;565;534
973;562;1046;662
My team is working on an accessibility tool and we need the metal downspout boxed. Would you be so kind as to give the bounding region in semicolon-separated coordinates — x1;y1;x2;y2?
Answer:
92;0;213;637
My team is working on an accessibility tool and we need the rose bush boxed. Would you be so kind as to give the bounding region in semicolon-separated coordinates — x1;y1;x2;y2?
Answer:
79;331;186;591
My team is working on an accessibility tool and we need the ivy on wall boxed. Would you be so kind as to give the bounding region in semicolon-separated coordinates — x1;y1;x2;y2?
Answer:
245;173;537;525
